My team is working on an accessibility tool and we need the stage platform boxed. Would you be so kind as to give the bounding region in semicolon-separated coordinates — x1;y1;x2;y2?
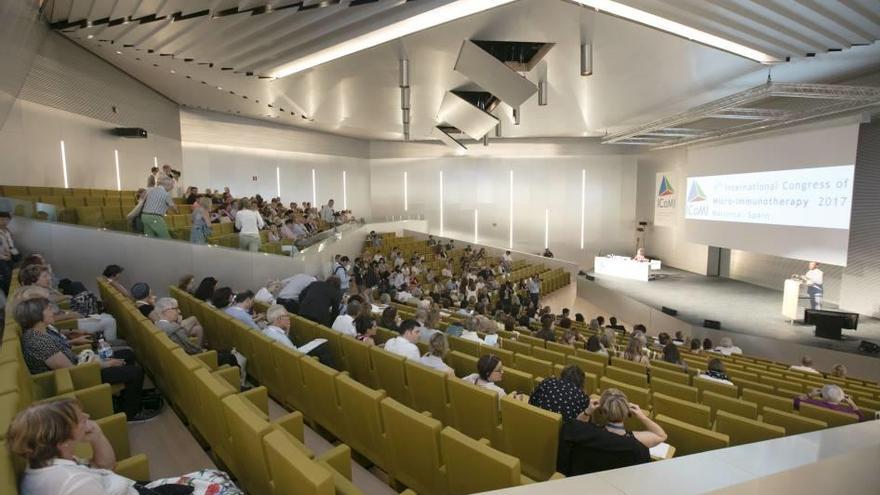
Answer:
587;267;880;359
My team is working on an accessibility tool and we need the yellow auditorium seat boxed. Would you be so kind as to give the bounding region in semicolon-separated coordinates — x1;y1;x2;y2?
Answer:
499;395;562;481
75;206;104;228
449;335;481;357
500;367;535;396
565;355;605;379
263;430;335;495
655;415;729;456
701;391;758;421
339;334;374;387
649;367;691;385
441;426;531;495
599;377;651;409
447;376;503;447
446;350;479;378
609;357;650;376
380;398;446;495
761;407;827;435
715;410;785;446
605;366;649;388
574;349;609;368
694;376;739;400
742;388;795;414
300;356;346;440
501;338;532;356
650;377;698;403
531;347;566;367
652;392;711;429
514;354;554;380
369;346;412;407
335;374;392;473
798;402;861;427
405;360;451;424
271;345;311;416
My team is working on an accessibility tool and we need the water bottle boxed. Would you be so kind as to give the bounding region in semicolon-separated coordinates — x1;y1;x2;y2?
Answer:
98;339;113;360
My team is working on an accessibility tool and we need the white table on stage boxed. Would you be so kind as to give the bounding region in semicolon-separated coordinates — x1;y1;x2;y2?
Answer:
594;256;658;281
782;279;802;321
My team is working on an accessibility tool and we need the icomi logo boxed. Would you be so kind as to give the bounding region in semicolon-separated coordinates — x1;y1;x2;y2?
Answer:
657;176;674;197
687;181;707;202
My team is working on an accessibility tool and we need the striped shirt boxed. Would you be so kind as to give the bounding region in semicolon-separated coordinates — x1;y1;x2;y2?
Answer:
141;186;175;215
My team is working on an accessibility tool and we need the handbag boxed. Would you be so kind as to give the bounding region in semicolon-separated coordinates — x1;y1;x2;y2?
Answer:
146;469;243;495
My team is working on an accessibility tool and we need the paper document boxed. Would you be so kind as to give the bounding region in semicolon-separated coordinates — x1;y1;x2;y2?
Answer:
298;338;328;354
483;334;499;346
650;442;671;459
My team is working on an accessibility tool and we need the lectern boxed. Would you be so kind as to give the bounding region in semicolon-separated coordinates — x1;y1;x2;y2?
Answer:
782;279;801;322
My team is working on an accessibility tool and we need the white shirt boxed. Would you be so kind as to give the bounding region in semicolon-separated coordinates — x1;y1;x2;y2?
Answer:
254;287;276;305
22;458;137;495
331;314;357;337
279;274;316;300
320;204;335;223
713;345;743;356
384;336;420;361
263;325;296;350
235;209;265;236
462;374;507;398
805;268;824;288
790;365;820;374
696;373;735;387
420;354;453;374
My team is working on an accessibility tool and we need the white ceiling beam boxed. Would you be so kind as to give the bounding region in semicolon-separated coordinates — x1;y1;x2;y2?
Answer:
793;0;875;43
749;0;855;48
704;0;829;54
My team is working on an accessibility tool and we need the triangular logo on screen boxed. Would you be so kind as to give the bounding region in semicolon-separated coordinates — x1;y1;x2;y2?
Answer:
687;181;707;202
657;176;674;197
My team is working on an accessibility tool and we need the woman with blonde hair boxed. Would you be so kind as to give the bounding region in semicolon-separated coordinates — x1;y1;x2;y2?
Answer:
623;337;649;366
557;388;666;476
190;196;213;244
420;332;454;375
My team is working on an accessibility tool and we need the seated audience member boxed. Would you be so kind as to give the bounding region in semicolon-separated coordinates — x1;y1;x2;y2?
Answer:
7;399;240;495
535;315;557;342
380;306;400;332
276;272;318;313
331;300;361;337
790;355;820;374
177;274;195;293
607;316;626;333
384;318;421;361
600;329;617;355
254;280;282;305
529;365;589;421
672;331;686;345
714;337;742;356
15;297;156;421
655;332;670;346
462;354;507;399
697;358;734;386
224;290;262;330
830;363;848;378
702;338;713;352
575;313;585;324
101;265;130;298
622;338;650;366
262;304;335;367
690;337;703;354
794;384;864;422
662;343;686;370
354;314;378;346
193;276;218;302
561;328;580;346
585;335;607;356
210;286;233;309
57;279;119;340
298;276;343;327
130;283;157;320
420;332;454;375
557;388;667;476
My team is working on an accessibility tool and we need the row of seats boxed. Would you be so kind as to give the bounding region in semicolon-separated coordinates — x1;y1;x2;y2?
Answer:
0;185;131;197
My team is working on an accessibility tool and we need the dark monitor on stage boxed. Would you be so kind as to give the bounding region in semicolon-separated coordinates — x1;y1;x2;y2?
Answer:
804;309;859;330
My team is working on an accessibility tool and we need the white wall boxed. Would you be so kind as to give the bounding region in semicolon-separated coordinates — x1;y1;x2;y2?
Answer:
369;139;639;267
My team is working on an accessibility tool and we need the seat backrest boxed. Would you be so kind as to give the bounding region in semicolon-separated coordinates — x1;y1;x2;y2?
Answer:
761;407;827;435
610;356;649;375
446;350;479;378
500;338;532;356
339;336;373;387
300;356;345;439
221;394;273;495
263;430;335;495
441;426;523;495
271;344;310;416
798;401;861;427
249;330;282;393
514;354;553;380
650;377;698;403
650;366;690;385
369;346;411;407
499;395;561;481
694;376;739;399
448;335;481;357
599;377;651;409
531;347;566;367
379;398;446;495
500;367;535;396
192;368;236;469
334;374;391;473
715;410;785;446
652;392;711;429
447;376;502;446
404;360;450;425
701;391;758;421
604;366;649;388
565;355;605;379
742;388;794;414
654;414;729;456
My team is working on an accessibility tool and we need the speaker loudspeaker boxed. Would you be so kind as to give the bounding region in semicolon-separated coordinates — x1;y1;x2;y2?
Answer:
703;319;721;329
661;306;678;316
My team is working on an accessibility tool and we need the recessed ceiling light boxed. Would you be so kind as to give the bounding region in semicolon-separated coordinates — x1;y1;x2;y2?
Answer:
170;69;176;74
217;86;223;90
115;50;122;55
570;0;778;63
268;0;516;78
87;34;94;39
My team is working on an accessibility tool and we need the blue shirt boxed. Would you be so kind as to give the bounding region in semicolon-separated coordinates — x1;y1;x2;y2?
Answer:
225;306;259;330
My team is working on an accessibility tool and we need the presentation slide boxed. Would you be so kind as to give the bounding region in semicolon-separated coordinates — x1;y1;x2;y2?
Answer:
685;165;855;229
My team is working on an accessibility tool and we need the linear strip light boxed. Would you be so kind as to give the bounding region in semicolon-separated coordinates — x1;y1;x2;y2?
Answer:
508;170;513;250
269;0;517;78
311;169;317;206
439;171;444;237
580;169;586;249
474;209;479;244
571;0;778;64
153;156;158;168
544;208;549;250
404;171;409;212
114;150;121;191
342;170;348;210
60;141;69;189
276;167;281;199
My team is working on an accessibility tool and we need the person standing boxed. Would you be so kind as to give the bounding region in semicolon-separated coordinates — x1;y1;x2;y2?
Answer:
190;197;213;244
320;199;336;224
0;211;21;295
235;199;265;252
333;256;350;294
798;261;824;310
147;166;159;187
140;177;178;239
527;276;540;308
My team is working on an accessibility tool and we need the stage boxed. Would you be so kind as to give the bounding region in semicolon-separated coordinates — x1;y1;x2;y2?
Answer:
587;267;880;359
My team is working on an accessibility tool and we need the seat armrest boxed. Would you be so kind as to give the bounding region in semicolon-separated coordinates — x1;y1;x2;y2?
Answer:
194;350;218;369
73;383;115;419
316;444;352;481
115;454;150;482
271;411;305;443
241;386;269;416
95;412;132;459
549;472;566;480
212;366;240;389
70;362;102;389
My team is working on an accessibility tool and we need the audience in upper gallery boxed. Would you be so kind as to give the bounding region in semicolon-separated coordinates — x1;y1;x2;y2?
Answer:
462;354;508;400
622;337;650;367
689;337;703;354
332;255;351;293
672;330;686;345
331;300;360;337
100;265;129;298
190;197;213;244
714;337;743;356
0;210;19;295
662;343;687;370
276;272;317;313
193;276;218;302
557;388;667;476
529;365;589;421
419;332;454;375
320;199;336;224
298;276;343;327
234;199;265;252
606;316;626;333
795;384;864;421
384;318;422;361
147;166;160;187
139;177;178;239
224;290;262;330
830;363;848;378
380;306;400;332
585;335;607;356
7;399;241;495
697;358;734;386
790;355;821;374
260;304;335;367
15;297;157;421
130;283;156;319
354;314;378;346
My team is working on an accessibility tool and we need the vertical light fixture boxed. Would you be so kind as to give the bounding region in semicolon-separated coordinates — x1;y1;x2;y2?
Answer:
538;80;548;106
153;156;158;169
114;149;121;191
311;168;317;206
275;166;281;199
403;171;408;211
580;43;593;76
544;208;549;250
508;170;514;249
580;169;586;249
342;170;348;209
60;140;69;188
473;209;479;244
439;170;444;236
